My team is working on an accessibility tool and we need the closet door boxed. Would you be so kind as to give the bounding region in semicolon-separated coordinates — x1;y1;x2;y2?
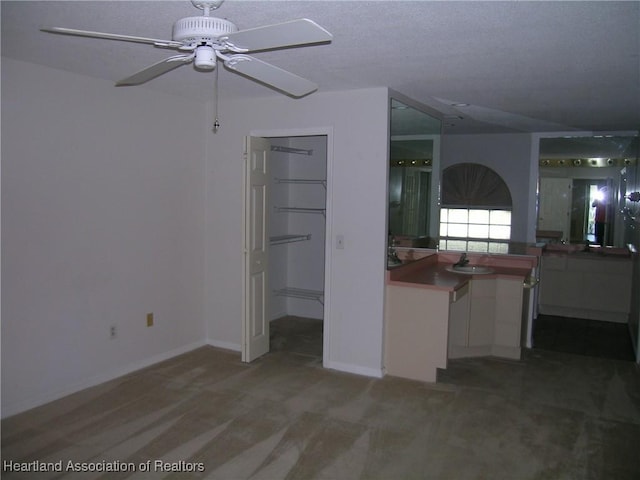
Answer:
242;136;270;362
538;177;571;240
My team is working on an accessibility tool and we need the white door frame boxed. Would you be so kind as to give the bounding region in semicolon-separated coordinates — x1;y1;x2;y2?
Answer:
247;126;334;367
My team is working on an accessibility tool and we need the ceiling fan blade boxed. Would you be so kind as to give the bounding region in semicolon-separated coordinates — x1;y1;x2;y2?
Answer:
41;27;182;48
116;54;194;86
220;19;332;52
224;55;318;97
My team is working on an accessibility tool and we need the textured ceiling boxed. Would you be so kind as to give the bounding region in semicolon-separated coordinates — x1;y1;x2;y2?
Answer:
2;0;639;134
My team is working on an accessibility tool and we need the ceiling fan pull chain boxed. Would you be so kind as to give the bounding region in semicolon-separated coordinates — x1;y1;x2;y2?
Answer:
213;62;220;133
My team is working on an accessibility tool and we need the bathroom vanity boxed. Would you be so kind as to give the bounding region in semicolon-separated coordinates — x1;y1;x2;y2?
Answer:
384;251;538;382
538;245;633;323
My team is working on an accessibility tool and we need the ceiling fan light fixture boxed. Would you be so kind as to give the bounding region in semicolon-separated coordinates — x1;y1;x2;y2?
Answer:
194;45;216;69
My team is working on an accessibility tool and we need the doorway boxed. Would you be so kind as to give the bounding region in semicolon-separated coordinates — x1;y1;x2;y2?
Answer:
570;179;609;244
537;177;571;241
243;133;329;363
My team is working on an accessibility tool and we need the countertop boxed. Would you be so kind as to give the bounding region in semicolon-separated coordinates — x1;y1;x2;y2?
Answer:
387;253;537;292
542;243;634;259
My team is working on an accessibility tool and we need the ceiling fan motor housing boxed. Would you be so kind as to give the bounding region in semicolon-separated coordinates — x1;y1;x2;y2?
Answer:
172;16;238;45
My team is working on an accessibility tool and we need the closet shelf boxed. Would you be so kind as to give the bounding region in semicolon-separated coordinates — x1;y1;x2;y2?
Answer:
274;287;324;305
276;178;326;189
275;207;326;216
271;145;313;156
269;234;312;245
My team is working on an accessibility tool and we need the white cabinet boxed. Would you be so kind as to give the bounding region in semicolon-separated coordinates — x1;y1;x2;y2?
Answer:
385;276;526;382
448;277;523;360
539;253;632;322
494;278;524;358
468;278;496;347
384;256;534;382
385;284;462;382
448;284;470;351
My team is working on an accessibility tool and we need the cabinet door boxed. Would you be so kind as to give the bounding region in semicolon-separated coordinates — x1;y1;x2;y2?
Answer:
494;278;523;349
448;287;470;349
385;285;449;382
468;279;496;347
539;177;571;240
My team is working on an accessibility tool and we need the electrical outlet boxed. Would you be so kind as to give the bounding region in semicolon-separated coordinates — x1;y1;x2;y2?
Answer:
110;325;117;339
146;313;154;327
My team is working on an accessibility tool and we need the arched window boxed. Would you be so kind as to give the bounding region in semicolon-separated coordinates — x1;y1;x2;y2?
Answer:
440;163;513;253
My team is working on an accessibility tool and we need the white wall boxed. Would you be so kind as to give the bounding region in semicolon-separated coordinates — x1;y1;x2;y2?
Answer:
1;59;208;417
441;133;537;242
205;88;389;377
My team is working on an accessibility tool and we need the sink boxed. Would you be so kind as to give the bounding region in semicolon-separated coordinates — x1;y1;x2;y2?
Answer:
446;265;494;275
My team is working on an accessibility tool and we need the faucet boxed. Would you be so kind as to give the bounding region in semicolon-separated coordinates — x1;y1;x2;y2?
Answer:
454;252;469;267
388;236;402;265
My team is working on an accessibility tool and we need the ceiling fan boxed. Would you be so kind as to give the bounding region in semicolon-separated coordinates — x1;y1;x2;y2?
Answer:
41;0;333;98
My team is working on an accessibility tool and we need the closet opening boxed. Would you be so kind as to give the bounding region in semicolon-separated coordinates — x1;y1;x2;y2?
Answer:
242;133;328;364
269;135;327;361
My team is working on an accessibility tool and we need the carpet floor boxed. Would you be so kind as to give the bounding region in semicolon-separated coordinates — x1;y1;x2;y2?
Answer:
2;318;639;479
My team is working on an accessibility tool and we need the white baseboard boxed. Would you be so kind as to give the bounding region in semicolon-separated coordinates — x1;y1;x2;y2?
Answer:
323;359;384;379
491;345;522;360
448;344;521;361
448;345;492;359
206;339;241;352
270;310;287;321
1;340;207;419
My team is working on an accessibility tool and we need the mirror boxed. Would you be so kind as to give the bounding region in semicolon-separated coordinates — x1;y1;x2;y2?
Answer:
537;135;639;247
388;99;441;255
